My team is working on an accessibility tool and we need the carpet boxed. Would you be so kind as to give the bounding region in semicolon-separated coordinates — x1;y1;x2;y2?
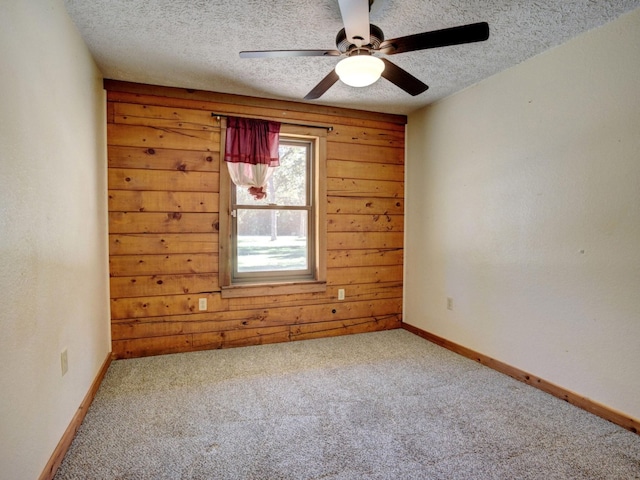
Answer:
54;330;640;479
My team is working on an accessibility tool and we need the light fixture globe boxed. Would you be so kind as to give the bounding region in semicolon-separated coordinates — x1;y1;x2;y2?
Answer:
335;54;385;87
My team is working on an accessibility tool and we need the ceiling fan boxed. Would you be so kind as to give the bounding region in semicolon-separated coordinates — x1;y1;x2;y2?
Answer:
239;0;490;100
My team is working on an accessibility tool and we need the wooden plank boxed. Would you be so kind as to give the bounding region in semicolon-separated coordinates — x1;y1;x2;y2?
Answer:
111;308;276;328
109;233;217;255
110;292;228;320
329;125;404;147
327;196;404;215
327;178;403;198
112;298;402;339
326;282;402;302
192;326;291;350
111;283;402;321
327;265;404;285
109;253;216;276
327;248;403;268
211;104;405;132
112;316;401;359
108;92;405;133
326;159;404;182
290;315;401;341
115;325;290;350
110;274;218;298
113;102;218;131
327;214;404;232
226;297;402;322
104;80;407;126
108;190;218;213
327;232;404;250
327;141;403;164
113;321;192;341
225;282;403;310
107;124;217;151
112;334;193;359
108;146;218;172
109;168;219;192
112;308;392;342
109;212;219;234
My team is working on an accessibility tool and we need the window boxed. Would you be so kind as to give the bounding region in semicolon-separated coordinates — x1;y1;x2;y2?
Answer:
219;123;327;298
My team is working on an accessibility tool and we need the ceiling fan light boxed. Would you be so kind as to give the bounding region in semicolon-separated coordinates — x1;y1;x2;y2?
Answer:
335;55;385;87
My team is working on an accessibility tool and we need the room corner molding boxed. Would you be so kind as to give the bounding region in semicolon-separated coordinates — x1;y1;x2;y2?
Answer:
402;323;639;436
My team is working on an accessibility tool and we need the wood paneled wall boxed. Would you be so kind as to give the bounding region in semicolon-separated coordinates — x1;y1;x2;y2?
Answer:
105;80;406;358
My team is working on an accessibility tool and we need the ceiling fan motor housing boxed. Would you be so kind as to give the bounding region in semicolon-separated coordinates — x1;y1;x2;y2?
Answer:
336;24;384;53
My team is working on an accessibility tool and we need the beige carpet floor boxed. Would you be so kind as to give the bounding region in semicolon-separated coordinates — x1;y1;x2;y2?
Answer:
54;329;640;479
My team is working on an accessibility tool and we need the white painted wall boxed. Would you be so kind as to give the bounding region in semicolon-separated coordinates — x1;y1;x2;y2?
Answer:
405;8;640;420
0;1;110;478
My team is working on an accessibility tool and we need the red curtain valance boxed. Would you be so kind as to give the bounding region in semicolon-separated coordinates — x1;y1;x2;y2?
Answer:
224;117;281;166
223;117;281;200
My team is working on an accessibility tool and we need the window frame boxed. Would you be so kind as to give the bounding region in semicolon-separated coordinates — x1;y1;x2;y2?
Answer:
219;120;327;298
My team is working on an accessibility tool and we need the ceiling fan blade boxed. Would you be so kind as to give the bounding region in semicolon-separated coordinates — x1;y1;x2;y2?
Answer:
304;69;340;100
379;22;489;55
240;49;341;58
338;0;370;47
380;58;428;96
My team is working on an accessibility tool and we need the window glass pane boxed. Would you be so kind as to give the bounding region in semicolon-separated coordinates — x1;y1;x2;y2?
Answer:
236;209;309;272
235;143;308;206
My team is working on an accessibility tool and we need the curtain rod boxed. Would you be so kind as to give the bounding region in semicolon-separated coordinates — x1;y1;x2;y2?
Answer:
211;113;333;132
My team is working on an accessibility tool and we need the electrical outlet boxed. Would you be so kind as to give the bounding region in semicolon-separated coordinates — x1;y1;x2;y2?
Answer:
198;298;207;311
447;297;454;311
61;349;68;376
338;288;345;301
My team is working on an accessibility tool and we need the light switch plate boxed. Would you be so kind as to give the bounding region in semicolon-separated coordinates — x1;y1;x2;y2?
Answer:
198;298;207;311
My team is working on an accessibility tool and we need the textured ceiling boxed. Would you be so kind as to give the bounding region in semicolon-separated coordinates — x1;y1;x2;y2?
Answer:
63;0;640;115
